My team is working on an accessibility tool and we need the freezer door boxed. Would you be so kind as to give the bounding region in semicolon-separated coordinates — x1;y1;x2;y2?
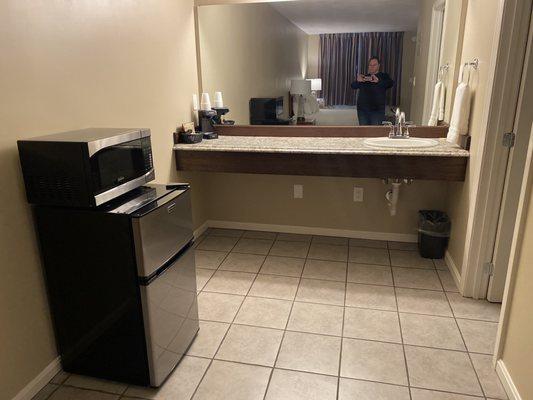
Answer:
133;189;193;278
139;246;199;387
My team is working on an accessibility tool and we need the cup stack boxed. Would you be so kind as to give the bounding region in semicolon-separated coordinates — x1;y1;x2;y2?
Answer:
200;93;212;111
214;91;224;108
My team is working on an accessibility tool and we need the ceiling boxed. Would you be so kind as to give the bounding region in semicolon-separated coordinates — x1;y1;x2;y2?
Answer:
270;0;419;34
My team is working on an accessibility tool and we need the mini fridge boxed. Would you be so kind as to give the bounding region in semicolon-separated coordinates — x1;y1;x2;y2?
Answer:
33;184;199;387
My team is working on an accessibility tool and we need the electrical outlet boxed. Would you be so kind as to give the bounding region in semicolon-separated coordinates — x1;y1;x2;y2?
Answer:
353;187;364;202
294;184;303;199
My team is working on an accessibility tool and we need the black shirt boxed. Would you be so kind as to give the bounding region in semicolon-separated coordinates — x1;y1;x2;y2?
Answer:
351;72;394;111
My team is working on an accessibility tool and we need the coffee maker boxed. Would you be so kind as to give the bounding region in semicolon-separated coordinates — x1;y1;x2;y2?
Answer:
198;109;217;136
195;92;234;139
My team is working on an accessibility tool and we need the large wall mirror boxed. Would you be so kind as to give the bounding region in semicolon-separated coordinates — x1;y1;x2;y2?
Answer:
196;0;467;127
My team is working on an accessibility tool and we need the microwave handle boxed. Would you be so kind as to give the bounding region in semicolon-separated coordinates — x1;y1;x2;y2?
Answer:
87;129;150;157
165;183;190;190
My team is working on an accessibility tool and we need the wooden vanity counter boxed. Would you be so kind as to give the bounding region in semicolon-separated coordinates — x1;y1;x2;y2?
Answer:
173;125;468;181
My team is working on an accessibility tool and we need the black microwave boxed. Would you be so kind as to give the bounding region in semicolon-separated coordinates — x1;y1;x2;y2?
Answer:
18;128;155;207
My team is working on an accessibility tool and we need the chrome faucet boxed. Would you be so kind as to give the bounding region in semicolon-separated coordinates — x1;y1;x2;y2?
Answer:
383;108;412;138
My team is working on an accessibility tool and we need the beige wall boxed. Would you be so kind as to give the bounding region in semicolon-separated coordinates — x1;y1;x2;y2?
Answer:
410;0;468;125
204;174;447;236
0;1;205;398
198;3;308;124
501;133;533;399
410;0;434;125
446;0;500;272
307;35;321;79
401;32;417;119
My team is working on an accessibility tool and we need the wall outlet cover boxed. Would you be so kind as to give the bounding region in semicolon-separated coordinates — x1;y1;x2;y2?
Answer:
353;187;364;202
294;184;303;199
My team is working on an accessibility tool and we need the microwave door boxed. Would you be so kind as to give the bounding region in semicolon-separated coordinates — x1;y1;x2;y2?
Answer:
91;136;154;206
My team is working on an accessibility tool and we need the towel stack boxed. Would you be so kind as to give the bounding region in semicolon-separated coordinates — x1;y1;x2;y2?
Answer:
428;81;445;126
447;65;473;145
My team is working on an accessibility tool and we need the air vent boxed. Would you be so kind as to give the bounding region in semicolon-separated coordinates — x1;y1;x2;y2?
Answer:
27;175;82;203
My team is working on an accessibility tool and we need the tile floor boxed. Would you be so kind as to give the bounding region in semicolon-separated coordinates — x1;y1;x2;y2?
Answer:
35;228;507;400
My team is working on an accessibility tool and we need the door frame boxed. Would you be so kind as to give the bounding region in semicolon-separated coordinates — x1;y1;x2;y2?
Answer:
487;11;533;302
494;123;533;364
459;0;532;299
422;0;446;124
494;4;533;364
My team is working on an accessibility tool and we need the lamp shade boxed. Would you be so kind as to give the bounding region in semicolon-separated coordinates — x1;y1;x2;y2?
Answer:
309;78;322;91
290;79;311;95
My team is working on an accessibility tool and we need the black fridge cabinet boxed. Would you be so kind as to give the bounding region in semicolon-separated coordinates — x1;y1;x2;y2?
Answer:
34;184;199;387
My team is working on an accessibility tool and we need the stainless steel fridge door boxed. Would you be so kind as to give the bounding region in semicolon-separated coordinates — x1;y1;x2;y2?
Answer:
132;190;193;278
139;246;199;387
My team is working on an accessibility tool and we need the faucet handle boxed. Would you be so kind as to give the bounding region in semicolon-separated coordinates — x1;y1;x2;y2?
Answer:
382;121;394;137
404;121;415;138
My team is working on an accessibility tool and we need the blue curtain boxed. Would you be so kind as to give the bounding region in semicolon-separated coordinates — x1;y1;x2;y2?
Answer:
319;32;404;107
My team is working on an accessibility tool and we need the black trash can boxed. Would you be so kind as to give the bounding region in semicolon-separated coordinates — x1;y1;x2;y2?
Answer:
418;210;451;259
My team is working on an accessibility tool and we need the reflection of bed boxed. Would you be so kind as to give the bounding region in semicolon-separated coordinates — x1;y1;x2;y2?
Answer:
316;106;358;126
316;106;398;126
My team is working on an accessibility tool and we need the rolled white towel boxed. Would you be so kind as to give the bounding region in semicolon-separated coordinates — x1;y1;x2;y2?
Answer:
428;81;444;126
438;81;446;121
447;82;471;145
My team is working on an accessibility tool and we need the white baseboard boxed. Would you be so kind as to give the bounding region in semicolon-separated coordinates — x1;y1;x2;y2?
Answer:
206;220;418;243
13;357;61;400
445;250;462;292
193;220;209;240
496;359;522;400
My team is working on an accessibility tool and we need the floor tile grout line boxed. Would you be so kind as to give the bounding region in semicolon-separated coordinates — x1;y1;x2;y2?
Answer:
389;247;413;400
38;382;61;400
53;329;492;388
49;383;125;398
196;287;500;323
219;241;276;400
336;259;349;400
207;267;458;292
438;272;489;399
203;232;431;255
192;316;497;356
185;345;493;398
198;248;441;271
261;237;308;400
200;279;451;296
201;273;450;293
186;233;248;400
121;351;490;400
198;232;265;291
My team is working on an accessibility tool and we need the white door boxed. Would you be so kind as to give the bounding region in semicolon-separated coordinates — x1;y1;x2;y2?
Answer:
487;13;533;302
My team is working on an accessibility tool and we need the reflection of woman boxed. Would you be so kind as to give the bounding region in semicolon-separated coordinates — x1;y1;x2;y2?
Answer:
351;57;394;125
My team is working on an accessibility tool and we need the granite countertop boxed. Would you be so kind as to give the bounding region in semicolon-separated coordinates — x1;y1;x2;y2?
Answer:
173;136;470;158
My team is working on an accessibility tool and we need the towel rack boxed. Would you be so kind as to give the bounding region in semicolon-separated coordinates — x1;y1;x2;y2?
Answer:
438;63;449;81
464;58;479;70
461;58;479;83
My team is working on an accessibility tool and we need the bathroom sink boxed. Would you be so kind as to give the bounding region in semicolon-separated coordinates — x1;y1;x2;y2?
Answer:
364;137;439;149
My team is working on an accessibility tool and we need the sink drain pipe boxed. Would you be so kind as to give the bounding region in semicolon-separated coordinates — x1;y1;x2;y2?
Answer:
383;178;413;216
